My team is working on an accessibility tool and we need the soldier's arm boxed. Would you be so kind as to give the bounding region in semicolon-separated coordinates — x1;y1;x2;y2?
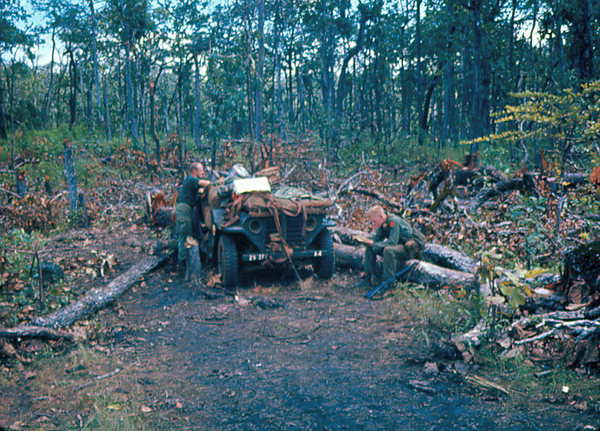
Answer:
396;219;413;244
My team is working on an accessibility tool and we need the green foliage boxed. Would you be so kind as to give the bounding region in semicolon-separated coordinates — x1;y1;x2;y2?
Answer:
510;195;554;259
469;82;600;172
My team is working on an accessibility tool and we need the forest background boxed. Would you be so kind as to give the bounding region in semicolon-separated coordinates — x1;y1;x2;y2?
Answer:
0;0;598;174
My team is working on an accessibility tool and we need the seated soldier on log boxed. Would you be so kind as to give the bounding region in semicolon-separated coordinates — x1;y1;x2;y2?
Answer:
358;205;424;288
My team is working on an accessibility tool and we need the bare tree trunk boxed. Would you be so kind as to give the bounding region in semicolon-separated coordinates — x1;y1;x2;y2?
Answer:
163;93;170;136
254;0;265;143
8;63;16;167
416;0;424;144
244;0;254;140
64;140;79;212
90;0;104;132
508;0;517;84
443;1;457;144
125;39;138;148
581;0;594;79
150;80;160;165
0;75;6;140
68;50;78;127
42;28;56;130
85;72;92;132
177;61;184;172
141;82;149;166
469;0;484;149
102;73;111;140
194;53;202;152
273;0;284;141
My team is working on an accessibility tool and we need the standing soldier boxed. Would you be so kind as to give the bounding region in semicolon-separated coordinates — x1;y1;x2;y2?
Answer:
358;205;425;287
175;162;210;273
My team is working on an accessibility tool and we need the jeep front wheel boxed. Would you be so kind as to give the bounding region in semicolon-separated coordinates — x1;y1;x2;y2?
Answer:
218;234;239;289
313;229;334;279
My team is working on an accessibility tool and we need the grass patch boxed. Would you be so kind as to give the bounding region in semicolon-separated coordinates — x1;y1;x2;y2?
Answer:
383;283;481;334
12;341;206;429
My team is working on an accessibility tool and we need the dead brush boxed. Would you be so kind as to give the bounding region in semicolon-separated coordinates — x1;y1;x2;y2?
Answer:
1;193;64;233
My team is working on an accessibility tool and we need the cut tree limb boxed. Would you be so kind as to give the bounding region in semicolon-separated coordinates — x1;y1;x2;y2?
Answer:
334;243;367;270
28;254;168;329
0;325;75;341
351;186;403;211
422;243;479;274
469;175;536;212
404;260;479;291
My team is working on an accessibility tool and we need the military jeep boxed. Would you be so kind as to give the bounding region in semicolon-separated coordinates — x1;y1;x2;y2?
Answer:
193;176;335;289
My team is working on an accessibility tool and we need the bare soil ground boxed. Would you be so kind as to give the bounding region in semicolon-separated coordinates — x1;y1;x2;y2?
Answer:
1;226;598;431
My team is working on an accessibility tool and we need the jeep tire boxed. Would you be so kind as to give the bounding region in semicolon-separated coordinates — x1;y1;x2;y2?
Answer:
218;234;239;289
313;228;334;279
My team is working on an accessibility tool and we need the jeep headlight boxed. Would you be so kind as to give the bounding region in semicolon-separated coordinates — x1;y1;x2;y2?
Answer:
306;216;318;232
248;219;263;234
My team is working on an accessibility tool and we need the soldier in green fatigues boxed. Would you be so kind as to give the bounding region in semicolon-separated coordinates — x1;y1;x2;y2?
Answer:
174;162;210;273
361;205;424;287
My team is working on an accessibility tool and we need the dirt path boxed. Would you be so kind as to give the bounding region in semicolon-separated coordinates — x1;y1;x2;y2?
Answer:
1;263;597;430
98;269;598;430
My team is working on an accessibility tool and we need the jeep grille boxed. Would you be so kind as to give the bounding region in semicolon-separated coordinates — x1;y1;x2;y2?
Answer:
263;215;308;246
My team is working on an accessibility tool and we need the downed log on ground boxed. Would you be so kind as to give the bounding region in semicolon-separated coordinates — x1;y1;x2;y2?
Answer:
334;243;367;270
334;244;479;291
25;254;168;330
332;226;478;274
0;325;75;341
422;243;479;274
404;260;479;292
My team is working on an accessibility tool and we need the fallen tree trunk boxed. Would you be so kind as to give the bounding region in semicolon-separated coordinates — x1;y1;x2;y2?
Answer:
405;260;479;292
0;325;75;341
334;243;366;270
27;254;168;330
330;226;371;246
334;244;479;291
422;243;479;274
332;226;478;274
